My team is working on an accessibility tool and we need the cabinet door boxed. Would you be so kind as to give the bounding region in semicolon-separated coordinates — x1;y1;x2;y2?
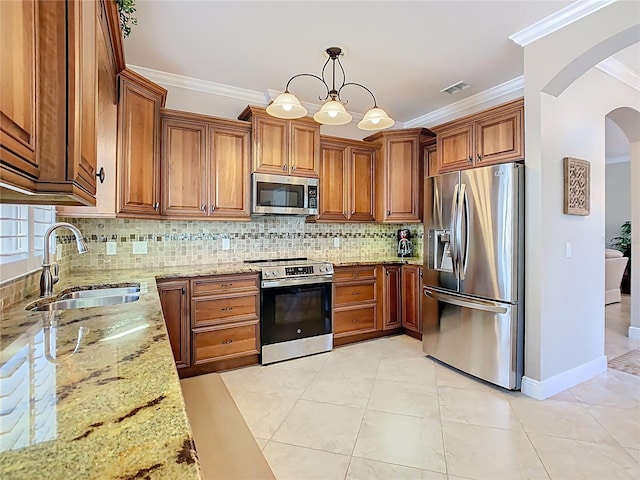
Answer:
117;72;164;216
318;143;348;221
161;118;207;217
0;0;39;179
158;281;190;369
253;115;288;175
382;265;401;330
289;122;319;177
401;265;421;333
425;144;437;178
475;107;523;165
349;147;376;222
67;0;97;196
436;125;473;173
384;135;421;222
209;125;251;219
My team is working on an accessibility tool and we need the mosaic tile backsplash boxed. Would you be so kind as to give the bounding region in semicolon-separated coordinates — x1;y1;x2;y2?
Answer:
57;216;424;271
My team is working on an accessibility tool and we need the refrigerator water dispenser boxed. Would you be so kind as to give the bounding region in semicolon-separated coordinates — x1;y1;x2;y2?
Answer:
428;229;453;272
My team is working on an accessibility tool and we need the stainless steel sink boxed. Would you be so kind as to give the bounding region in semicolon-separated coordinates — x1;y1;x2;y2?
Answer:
60;286;140;300
30;294;140;311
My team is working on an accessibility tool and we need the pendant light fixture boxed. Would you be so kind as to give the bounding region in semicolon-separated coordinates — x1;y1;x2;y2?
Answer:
266;47;394;131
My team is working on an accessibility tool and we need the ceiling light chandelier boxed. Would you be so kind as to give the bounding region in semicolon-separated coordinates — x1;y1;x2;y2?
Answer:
266;47;395;131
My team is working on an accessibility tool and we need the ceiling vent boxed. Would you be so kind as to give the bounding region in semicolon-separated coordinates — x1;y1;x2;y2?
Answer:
441;81;470;95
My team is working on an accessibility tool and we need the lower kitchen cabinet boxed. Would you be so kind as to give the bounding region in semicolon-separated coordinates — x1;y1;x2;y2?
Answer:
381;265;401;330
401;265;423;336
157;279;190;369
192;321;259;365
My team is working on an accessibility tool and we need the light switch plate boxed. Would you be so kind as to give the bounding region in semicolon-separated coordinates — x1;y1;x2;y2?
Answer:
565;242;572;258
106;242;117;256
222;238;230;250
132;241;148;255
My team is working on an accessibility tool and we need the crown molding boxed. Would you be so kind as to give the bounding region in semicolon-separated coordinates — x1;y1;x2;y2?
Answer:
509;0;617;47
596;57;640;92
403;76;524;129
127;65;269;105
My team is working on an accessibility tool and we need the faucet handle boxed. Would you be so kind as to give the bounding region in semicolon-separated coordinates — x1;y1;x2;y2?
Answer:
52;262;59;284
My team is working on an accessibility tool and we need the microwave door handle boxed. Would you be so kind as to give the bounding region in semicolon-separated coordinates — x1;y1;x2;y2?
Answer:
450;183;459;279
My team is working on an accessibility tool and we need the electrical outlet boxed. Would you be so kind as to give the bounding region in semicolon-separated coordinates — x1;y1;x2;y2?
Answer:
565;242;572;258
222;238;230;250
132;241;148;255
106;242;117;256
333;237;340;248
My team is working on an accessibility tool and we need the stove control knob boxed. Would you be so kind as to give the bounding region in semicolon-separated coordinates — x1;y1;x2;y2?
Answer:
319;265;325;273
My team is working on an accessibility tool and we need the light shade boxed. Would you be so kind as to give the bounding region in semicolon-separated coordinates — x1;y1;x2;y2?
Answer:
313;100;352;125
266;92;307;119
358;107;395;131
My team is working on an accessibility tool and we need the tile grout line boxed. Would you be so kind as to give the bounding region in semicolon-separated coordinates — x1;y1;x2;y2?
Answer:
434;364;451;479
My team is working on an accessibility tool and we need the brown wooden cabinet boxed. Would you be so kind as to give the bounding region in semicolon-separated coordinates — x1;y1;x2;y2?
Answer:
158;279;190;370
160;110;251;220
317;136;377;222
380;265;401;330
432;99;524;176
332;266;379;344
424;143;438;179
239;105;320;178
1;0;111;206
364;128;435;223
116;68;167;216
401;265;422;336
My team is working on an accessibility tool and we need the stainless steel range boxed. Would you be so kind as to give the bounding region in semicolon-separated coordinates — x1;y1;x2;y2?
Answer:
245;258;334;365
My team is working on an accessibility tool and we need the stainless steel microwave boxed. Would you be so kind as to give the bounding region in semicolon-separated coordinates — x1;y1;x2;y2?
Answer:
251;173;319;215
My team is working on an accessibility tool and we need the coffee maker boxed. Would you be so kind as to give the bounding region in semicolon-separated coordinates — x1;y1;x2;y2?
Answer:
397;229;414;257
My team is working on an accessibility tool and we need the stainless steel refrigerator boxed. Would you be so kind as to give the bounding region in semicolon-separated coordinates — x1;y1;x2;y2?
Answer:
422;162;524;390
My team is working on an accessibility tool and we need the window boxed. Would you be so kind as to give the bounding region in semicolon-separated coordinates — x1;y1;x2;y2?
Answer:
0;205;56;283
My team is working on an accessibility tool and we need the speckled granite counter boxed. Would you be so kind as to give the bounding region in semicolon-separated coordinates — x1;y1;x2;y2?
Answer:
0;257;418;478
326;255;423;267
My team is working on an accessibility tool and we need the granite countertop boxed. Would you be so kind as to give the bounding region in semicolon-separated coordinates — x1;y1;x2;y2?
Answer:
0;256;420;478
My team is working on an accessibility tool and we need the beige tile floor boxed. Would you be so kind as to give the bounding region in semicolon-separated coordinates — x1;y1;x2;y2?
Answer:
185;295;640;480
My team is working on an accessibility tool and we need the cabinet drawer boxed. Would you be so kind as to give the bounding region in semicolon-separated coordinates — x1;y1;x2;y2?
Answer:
333;266;377;282
333;305;376;336
333;282;376;306
192;292;258;327
191;274;259;296
193;321;259;364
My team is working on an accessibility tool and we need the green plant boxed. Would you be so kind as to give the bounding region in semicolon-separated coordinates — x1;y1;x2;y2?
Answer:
117;0;138;38
611;221;631;257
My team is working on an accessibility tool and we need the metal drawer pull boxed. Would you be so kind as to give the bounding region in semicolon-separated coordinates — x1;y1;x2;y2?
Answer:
351;291;360;295
222;339;233;344
220;283;233;287
221;307;233;311
352;318;359;322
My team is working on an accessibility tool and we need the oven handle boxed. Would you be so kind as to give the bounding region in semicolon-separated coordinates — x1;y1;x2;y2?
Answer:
261;275;334;288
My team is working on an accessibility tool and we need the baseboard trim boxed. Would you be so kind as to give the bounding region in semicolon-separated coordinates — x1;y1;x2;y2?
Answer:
521;355;607;400
629;326;640;340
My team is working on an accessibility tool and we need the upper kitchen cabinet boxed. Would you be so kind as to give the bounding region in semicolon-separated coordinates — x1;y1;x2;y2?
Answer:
161;110;251;221
117;68;167;217
0;0;109;205
432;98;524;176
364;128;435;223
238;105;320;178
317;136;378;222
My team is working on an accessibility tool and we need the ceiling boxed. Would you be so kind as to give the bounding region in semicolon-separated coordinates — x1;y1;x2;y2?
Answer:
124;1;638;153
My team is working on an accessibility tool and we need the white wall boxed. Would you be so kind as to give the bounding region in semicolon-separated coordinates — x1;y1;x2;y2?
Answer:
630;141;640;338
522;0;640;398
605;161;631;246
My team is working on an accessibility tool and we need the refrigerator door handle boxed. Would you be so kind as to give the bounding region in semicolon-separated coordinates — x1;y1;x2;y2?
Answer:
461;184;470;276
423;287;508;314
456;183;466;280
450;183;459;279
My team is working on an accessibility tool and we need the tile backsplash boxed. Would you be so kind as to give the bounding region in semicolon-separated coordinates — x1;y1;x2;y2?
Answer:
57;216;424;271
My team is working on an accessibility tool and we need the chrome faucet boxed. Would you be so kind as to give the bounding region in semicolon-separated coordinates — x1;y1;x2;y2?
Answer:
40;222;88;297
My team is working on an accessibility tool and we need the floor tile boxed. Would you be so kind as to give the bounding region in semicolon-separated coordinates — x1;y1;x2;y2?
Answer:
587;404;640;448
433;363;496;391
271;399;364;455
318;349;382;379
625;447;640;463
262;441;351;480
438;386;521;430
346;457;446;480
569;370;640;409
376;356;437;386
255;438;268;450
442;421;548;479
529;433;640;480
509;396;617;445
226;365;317;398
353;410;446;473
270;352;330;372
227;389;296;439
367;379;440;418
301;372;374;408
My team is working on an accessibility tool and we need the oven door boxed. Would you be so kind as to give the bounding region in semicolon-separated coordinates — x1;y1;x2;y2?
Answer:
261;282;332;349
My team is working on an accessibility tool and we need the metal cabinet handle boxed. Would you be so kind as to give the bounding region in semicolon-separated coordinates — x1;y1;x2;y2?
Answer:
351;318;359;323
282;164;287;171
386;270;389;276
220;283;233;287
221;307;233;311
343;211;347;216
477;153;482;162
468;156;473;163
153;202;159;211
96;167;105;184
200;204;206;212
291;165;296;171
387;210;391;216
222;339;233;344
211;205;215;212
351;291;360;296
181;287;186;294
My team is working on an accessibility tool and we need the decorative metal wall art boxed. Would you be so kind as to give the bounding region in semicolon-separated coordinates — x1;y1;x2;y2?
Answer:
563;157;590;216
